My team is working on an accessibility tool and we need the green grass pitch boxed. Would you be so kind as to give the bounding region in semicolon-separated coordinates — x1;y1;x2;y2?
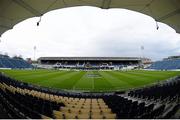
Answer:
0;69;180;92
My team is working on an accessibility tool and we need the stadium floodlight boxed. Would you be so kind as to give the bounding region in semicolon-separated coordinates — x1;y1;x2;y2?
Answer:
37;15;43;26
155;21;159;30
33;46;37;61
140;45;145;59
37;22;39;26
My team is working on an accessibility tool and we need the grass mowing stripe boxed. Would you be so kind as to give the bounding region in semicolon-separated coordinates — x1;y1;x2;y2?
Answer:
126;71;178;80
11;71;61;80
12;70;63;80
99;71;133;90
93;71;114;91
133;70;179;75
72;71;93;91
124;71;168;80
88;71;95;90
127;70;177;75
120;70;179;83
57;71;86;89
27;71;71;84
91;71;95;90
72;72;87;90
108;71;152;86
0;69;53;78
41;71;88;89
112;71;179;88
35;71;77;87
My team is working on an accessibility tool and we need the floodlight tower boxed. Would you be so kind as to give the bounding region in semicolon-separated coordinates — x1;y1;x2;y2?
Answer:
139;45;145;68
141;45;144;59
33;46;36;61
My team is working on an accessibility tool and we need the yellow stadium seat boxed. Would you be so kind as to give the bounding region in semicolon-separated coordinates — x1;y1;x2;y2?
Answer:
91;109;102;113
104;113;117;119
79;109;91;114
92;105;100;109
77;114;90;119
60;107;71;113
101;108;112;113
69;97;74;100
92;99;98;102
100;105;109;109
91;114;104;119
82;105;91;109
74;98;80;101
53;110;64;119
64;113;77;119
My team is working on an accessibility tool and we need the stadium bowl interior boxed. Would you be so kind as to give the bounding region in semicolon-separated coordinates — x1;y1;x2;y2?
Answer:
0;0;180;119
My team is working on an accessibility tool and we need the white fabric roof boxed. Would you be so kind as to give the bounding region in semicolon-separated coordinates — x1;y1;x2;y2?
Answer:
0;0;180;36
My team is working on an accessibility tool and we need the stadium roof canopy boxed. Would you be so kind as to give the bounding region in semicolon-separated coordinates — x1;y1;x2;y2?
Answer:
0;0;180;37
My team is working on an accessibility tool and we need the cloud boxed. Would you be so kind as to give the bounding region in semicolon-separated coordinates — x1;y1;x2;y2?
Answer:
0;6;180;61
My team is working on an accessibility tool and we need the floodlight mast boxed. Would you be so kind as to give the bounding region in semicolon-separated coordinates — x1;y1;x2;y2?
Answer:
141;46;144;59
155;21;159;30
33;46;36;61
37;14;43;26
139;45;145;68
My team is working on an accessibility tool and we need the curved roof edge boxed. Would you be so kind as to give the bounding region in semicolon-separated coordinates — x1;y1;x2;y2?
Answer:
0;0;180;37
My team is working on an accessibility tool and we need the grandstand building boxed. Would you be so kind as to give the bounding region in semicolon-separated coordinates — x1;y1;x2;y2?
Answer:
164;56;180;60
37;57;145;70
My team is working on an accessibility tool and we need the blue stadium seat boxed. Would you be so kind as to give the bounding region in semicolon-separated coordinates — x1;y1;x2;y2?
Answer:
0;57;33;69
148;59;180;70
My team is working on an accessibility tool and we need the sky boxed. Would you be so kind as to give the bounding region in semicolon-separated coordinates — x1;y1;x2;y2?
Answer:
1;6;180;61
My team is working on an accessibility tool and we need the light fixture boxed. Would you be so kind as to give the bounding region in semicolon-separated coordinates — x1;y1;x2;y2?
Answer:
155;20;159;30
37;14;43;26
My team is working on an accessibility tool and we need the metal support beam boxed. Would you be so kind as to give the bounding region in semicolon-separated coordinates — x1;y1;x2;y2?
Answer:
101;0;111;9
12;0;41;16
157;9;180;21
0;25;12;29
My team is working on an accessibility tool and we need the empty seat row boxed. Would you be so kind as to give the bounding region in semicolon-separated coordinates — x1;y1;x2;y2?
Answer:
0;57;33;69
0;74;116;119
128;77;180;101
